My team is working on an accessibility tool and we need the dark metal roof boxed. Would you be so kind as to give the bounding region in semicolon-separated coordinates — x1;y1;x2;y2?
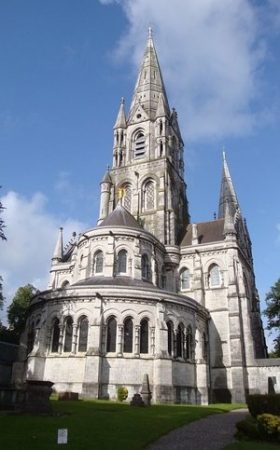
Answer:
181;219;225;246
98;204;143;230
73;276;155;288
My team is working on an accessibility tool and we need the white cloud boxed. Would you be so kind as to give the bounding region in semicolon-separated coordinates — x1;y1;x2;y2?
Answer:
101;0;275;141
0;191;88;322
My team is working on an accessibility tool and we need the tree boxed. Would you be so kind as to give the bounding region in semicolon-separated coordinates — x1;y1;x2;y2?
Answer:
0;276;4;311
0;188;6;242
0;189;6;310
7;284;39;342
264;278;280;357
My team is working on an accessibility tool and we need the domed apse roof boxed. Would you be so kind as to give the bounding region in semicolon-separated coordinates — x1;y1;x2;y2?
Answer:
99;204;143;230
73;276;154;288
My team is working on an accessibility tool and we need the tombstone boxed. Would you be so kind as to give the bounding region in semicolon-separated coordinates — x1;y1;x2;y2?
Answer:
140;373;152;406
24;380;54;414
130;393;145;407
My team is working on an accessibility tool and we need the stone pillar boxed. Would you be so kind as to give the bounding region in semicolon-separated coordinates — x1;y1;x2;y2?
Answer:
150;327;155;355
58;324;64;354
72;324;78;354
134;325;140;356
117;325;123;356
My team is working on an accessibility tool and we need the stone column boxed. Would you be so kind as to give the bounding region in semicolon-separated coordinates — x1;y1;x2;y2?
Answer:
117;325;123;356
134;325;140;356
58;324;64;354
150;327;155;355
72;324;78;354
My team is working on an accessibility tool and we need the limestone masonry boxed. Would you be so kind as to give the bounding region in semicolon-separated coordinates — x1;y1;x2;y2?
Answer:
13;30;280;403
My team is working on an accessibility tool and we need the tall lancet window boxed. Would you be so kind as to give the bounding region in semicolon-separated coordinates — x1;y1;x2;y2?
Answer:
94;250;103;274
122;183;132;212
51;318;60;353
142;180;155;211
78;316;89;352
140;318;149;354
63;316;73;352
134;131;146;159
180;268;190;290
123;317;133;353
117;249;127;274
107;316;117;352
209;264;221;287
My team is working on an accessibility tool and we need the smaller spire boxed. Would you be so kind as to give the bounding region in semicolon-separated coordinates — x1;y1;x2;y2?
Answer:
52;227;63;262
218;151;239;219
101;167;112;184
114;97;126;129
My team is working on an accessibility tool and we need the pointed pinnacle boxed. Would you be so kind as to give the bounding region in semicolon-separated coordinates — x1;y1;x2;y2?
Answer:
52;227;63;261
114;97;126;129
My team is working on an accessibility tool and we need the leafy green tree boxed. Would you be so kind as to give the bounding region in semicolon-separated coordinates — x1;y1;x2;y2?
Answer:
264;278;280;357
0;189;6;242
0;189;6;310
0;276;4;311
7;284;39;341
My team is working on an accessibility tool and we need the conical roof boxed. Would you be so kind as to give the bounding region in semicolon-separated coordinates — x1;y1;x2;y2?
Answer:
128;28;170;122
218;152;239;219
114;98;127;129
52;227;63;261
98;204;143;230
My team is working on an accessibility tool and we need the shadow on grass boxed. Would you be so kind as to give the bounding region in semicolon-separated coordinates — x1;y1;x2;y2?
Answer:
0;400;246;450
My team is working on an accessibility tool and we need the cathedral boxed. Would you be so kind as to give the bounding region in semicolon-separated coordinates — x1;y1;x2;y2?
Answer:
14;30;279;404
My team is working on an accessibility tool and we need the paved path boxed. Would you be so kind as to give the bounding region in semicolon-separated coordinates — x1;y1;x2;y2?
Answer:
147;409;248;450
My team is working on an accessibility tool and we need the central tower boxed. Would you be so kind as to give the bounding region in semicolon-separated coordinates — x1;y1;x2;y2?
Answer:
98;30;189;245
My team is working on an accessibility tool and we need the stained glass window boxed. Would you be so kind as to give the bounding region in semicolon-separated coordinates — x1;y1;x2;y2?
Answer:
180;268;190;289
63;316;73;352
51;318;60;352
78;316;88;352
124;317;133;353
107;317;117;352
140;319;149;354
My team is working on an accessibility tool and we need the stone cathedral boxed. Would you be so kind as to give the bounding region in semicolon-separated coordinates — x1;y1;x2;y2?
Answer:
15;31;280;404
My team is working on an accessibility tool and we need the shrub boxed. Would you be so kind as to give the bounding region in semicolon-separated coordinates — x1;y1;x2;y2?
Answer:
247;394;280;418
235;417;260;440
117;386;128;402
257;413;280;442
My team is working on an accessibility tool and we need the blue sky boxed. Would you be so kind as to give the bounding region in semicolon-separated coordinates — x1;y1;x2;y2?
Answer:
1;1;280;348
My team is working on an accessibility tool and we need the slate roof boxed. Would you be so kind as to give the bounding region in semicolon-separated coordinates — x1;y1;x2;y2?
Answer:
99;204;143;230
181;219;225;246
73;276;155;289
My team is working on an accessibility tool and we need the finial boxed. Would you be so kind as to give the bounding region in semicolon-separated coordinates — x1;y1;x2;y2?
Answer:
107;164;110;172
148;26;153;39
213;212;217;220
121;97;125;105
222;146;226;162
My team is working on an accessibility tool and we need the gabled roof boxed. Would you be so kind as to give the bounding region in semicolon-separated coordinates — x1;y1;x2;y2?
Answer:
181;219;225;246
98;204;143;230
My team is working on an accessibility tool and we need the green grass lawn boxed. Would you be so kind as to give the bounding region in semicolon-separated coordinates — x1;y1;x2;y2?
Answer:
0;400;244;450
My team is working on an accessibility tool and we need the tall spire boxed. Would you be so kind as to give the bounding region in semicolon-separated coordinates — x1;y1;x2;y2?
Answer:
52;227;63;263
218;152;239;219
128;28;170;122
114;97;126;129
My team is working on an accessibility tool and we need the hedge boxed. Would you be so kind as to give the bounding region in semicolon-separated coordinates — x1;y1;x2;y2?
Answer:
247;394;280;418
